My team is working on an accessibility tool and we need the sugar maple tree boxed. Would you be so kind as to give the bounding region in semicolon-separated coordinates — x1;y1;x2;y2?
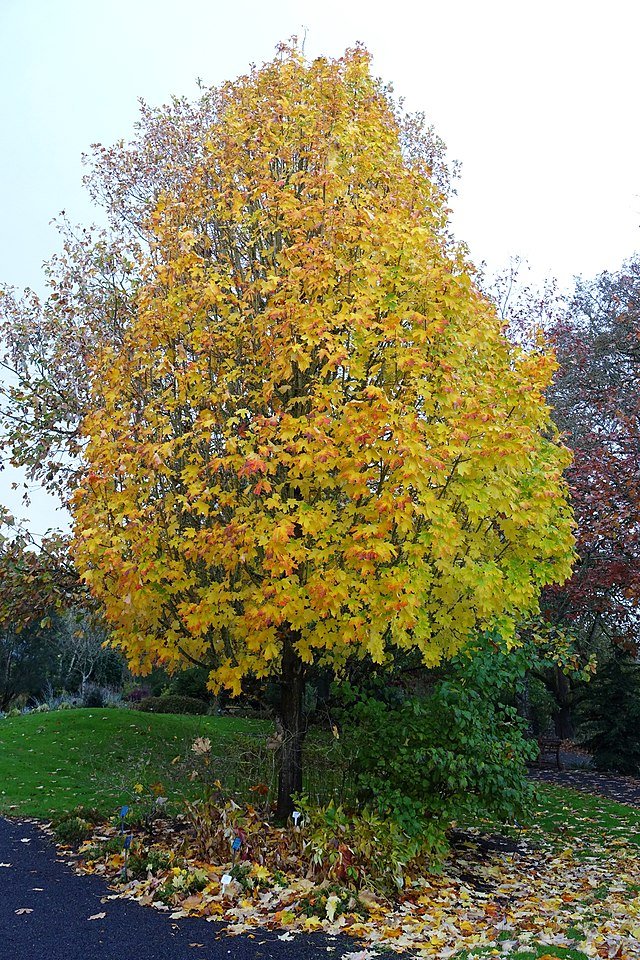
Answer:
70;47;573;816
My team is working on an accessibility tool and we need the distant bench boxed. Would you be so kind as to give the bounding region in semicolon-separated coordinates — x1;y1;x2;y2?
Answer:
534;737;563;770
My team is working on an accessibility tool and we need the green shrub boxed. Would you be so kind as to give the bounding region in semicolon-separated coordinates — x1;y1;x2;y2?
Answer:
342;635;537;839
169;666;213;703
82;686;105;708
83;836;125;860
157;866;209;903
125;847;173;880
53;816;94;845
135;695;209;716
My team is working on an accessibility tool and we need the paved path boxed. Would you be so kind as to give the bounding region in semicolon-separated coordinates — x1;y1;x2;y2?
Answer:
0;818;346;960
530;765;640;808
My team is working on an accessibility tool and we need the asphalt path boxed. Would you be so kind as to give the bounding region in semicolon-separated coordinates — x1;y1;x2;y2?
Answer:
530;762;640;808
0;817;348;960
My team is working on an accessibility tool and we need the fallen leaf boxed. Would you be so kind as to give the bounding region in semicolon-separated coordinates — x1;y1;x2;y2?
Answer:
15;909;33;915
87;912;106;921
326;894;340;922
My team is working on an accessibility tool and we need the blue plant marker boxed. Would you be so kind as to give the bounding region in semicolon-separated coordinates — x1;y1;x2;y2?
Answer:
231;835;242;868
122;832;132;881
119;805;129;834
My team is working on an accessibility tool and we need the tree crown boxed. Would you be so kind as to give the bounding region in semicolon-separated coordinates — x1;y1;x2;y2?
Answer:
71;46;574;692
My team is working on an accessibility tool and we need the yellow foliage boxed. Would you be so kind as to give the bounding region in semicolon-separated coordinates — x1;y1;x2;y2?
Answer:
72;46;574;692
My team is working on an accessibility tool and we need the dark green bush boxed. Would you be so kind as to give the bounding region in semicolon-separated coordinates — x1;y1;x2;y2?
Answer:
82;686;105;708
53;816;94;845
169;666;213;702
135;694;209;716
342;635;537;839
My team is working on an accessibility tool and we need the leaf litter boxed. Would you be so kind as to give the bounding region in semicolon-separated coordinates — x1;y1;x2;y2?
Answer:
47;813;640;960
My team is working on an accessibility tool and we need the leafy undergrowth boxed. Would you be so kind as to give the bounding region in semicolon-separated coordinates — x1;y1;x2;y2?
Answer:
55;784;640;960
0;709;262;817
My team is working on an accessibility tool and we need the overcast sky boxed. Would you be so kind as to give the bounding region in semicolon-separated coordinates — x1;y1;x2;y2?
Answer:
2;0;640;533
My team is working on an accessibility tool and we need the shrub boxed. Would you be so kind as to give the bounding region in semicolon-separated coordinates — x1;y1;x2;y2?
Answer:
82;686;105;708
125;686;151;703
135;695;208;715
83;836;125;860
184;793;265;862
53;816;94;845
125;847;173;880
342;635;537;839
296;798;443;891
157;867;209;903
169;666;212;702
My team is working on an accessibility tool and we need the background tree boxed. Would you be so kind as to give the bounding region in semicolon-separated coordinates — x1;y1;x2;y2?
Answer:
0;226;136;500
0;515;80;634
576;649;640;774
545;258;640;655
0;620;60;710
71;46;574;817
485;257;640;740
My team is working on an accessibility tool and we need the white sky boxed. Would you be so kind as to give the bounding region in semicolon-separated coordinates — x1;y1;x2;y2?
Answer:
2;0;640;533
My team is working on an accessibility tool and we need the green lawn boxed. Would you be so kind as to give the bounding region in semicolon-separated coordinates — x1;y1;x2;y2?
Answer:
0;708;262;818
4;707;640;846
2;709;637;959
454;947;590;960
528;781;640;851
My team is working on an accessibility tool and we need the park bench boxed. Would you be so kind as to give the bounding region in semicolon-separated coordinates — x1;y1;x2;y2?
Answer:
535;736;563;770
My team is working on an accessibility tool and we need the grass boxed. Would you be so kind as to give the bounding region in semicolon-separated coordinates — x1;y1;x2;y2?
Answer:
454;947;590;959
3;706;640;841
469;778;640;856
527;781;640;850
0;708;263;818
2;709;637;957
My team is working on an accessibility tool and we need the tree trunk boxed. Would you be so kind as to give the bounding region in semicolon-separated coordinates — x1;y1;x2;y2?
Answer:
555;702;574;740
275;626;305;822
515;672;533;735
553;667;574;740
